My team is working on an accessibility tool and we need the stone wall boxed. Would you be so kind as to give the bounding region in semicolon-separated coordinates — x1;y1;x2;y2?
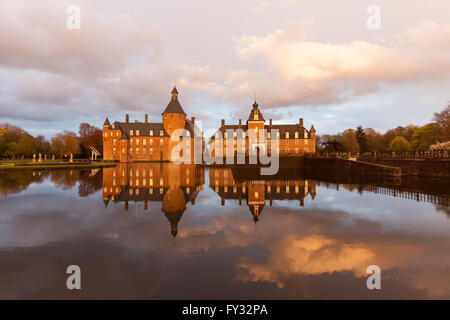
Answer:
304;157;401;177
357;159;450;178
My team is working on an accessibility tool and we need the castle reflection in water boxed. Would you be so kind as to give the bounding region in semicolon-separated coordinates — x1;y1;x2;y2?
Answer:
209;168;316;224
102;163;205;237
101;164;317;236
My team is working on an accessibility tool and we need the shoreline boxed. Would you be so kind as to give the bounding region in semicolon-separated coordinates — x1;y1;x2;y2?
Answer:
0;162;116;171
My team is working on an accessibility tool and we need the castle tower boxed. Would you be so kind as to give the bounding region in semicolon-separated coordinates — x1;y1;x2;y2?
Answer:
247;99;265;154
162;187;187;237
162;86;187;136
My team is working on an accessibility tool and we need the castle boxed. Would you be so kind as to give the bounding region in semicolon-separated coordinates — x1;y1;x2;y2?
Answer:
210;99;316;156
103;87;203;162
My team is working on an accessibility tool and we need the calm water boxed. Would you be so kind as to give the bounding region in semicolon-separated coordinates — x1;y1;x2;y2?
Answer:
0;163;449;299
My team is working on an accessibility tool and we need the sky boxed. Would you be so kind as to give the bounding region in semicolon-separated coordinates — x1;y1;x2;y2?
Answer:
0;0;449;138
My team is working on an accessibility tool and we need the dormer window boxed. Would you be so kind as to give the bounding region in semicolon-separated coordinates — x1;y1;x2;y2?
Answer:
136;130;140;136
304;130;308;139
285;132;289;139
295;132;299;139
150;130;153;136
112;124;115;129
130;130;134;136
160;131;163;136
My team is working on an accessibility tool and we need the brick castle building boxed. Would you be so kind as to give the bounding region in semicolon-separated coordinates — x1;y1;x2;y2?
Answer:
103;87;203;162
210;99;316;156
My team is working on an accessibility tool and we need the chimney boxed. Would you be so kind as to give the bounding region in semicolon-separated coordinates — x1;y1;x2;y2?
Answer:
221;119;225;127
145;114;148;124
270;119;272;126
125;114;129;124
239;119;242;126
191;117;195;124
299;118;303;127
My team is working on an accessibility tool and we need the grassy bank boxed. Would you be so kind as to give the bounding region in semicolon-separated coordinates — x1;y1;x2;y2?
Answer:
0;162;116;171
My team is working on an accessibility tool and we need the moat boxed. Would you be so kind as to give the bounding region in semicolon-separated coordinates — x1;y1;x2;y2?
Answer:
0;164;449;299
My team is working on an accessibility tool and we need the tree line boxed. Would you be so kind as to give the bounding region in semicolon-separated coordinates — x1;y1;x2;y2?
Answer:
0;123;103;160
317;103;450;154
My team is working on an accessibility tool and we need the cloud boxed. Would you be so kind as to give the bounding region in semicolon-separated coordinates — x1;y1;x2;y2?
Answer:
224;21;450;108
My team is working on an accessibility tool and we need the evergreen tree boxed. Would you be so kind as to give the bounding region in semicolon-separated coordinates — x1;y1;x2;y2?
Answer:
356;125;368;153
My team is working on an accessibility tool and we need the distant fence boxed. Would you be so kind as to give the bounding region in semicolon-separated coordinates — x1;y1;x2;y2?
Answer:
358;150;449;160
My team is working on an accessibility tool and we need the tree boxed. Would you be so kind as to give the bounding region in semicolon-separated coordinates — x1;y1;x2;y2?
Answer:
340;129;359;154
34;135;51;155
388;136;411;151
364;128;383;152
51;131;80;158
79;123;102;158
5;134;35;158
411;123;443;150
356;125;368;153
433;103;450;141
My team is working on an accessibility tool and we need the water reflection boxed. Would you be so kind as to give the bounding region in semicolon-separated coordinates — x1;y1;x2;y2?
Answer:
0;165;449;299
102;163;205;237
209;168;316;225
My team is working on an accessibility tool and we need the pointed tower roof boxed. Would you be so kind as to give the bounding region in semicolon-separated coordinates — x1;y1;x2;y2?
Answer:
247;99;265;122
103;117;110;126
310;125;316;132
162;86;186;115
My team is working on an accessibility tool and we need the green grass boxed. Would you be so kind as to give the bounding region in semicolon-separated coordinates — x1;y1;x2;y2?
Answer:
0;162;116;171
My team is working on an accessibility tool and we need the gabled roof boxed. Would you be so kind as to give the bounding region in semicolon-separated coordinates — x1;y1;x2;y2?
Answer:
247;101;265;122
211;123;310;139
113;121;170;137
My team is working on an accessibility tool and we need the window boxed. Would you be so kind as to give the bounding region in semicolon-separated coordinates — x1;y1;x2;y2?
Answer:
304;130;308;139
143;139;146;146
112;124;115;129
136;130;140;136
254;109;259;120
116;132;119;137
215;132;219;139
110;132;113;137
276;132;280;138
268;132;271;139
104;133;107;137
136;139;139;146
150;148;153;155
143;148;146;154
160;131;163;136
130;130;134;136
187;131;190;137
160;139;163;145
113;147;116;154
295;132;299;139
136;148;139;155
286;132;289;139
150;130;153;136
150;139;153;145
113;139;116;145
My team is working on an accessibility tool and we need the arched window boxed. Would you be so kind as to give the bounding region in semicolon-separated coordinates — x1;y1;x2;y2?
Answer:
254;109;259;120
